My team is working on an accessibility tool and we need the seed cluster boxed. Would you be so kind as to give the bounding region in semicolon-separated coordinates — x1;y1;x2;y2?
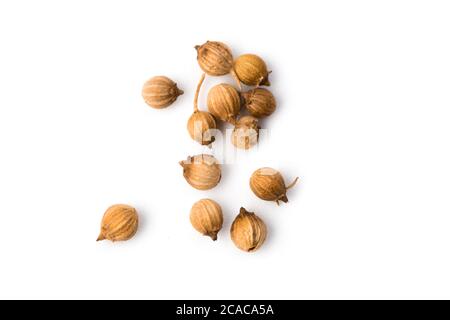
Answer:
96;40;299;253
191;41;280;151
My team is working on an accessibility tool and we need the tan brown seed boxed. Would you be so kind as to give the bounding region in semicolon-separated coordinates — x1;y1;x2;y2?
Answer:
142;76;183;109
234;54;271;86
188;111;217;145
242;88;276;118
195;41;233;76
179;154;221;190
188;74;217;145
231;116;260;149
250;167;299;205
190;199;223;241
97;204;139;242
207;83;241;123
230;207;267;252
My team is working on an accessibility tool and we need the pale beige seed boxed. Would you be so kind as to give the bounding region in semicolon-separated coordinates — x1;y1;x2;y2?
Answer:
231;116;259;149
242;88;276;118
190;199;223;241
97;204;139;242
195;41;233;76
250;167;299;205
179;154;221;190
234;54;271;86
207;83;240;123
142;76;183;109
230;207;267;252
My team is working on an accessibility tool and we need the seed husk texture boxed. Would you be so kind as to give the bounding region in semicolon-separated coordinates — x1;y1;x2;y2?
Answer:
195;41;234;76
190;198;223;240
250;167;299;205
188;73;217;145
187;111;217;145
97;204;139;242
142;76;183;109
207;83;241;123
179;154;222;190
230;207;267;252
242;88;276;118
234;54;271;86
231;115;260;149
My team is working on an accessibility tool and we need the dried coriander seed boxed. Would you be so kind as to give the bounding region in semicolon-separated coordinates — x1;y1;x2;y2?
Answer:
187;74;217;145
190;198;223;241
179;154;221;190
195;41;233;76
97;204;139;242
230;207;267;252
142;76;183;109
231;116;260;149
234;54;271;86
207;83;241;123
250;167;299;204
242;88;276;118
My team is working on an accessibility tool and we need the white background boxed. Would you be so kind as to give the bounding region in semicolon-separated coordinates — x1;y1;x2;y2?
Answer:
0;0;449;299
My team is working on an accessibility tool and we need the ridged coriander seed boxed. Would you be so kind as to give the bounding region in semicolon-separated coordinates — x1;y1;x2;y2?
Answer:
234;54;271;86
142;76;183;109
179;154;221;190
231;116;260;149
242;88;276;118
250;167;299;204
195;41;233;76
97;204;139;242
187;74;217;145
190;198;223;241
207;83;241;123
230;207;267;252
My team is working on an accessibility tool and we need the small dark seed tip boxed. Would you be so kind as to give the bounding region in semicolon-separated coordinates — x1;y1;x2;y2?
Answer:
261;77;271;87
239;207;251;215
209;233;218;241
280;195;289;203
